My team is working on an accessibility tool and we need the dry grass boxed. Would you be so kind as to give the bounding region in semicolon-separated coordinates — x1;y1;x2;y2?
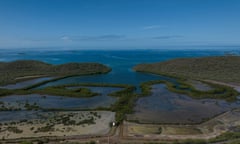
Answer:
125;108;240;139
134;56;240;84
0;60;110;85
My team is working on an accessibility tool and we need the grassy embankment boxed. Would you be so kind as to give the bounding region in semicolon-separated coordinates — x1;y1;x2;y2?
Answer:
143;132;240;144
18;133;240;144
134;56;240;101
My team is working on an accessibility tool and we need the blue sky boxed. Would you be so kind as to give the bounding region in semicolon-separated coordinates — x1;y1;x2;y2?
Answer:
0;0;240;49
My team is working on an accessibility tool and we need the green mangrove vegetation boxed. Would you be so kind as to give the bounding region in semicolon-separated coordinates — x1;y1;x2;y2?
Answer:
0;88;13;96
34;86;99;98
0;60;111;85
209;131;240;143
111;90;137;124
33;83;135;98
0;57;240;138
135;56;240;101
0;82;137;124
53;83;138;124
42;83;136;124
140;79;239;101
0;86;98;99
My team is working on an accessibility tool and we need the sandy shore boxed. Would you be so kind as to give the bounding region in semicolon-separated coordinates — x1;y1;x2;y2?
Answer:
0;111;115;139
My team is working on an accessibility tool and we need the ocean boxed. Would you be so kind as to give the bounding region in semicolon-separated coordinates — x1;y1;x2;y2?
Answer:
1;48;239;87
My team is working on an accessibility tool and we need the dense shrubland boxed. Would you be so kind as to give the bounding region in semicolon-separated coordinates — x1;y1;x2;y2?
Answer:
0;60;111;85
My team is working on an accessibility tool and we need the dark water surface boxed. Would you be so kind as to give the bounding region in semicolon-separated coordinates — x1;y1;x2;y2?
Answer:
0;87;121;110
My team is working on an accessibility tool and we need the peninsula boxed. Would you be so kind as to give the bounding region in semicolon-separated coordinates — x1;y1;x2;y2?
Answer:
0;60;111;85
134;56;240;101
134;56;240;83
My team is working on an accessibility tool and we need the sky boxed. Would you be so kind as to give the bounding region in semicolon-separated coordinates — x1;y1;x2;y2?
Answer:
0;0;240;49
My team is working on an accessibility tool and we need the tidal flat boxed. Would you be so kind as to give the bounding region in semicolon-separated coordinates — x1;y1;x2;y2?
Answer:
125;108;240;140
0;50;240;143
127;84;240;124
0;86;121;110
0;111;115;139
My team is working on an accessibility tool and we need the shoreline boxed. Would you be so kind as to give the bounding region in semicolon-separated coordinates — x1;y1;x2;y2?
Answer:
0;60;111;86
0;56;240;143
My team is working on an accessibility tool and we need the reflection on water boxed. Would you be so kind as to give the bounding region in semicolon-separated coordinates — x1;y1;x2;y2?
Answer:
128;84;240;124
0;111;44;122
37;72;174;93
0;87;121;110
0;77;53;89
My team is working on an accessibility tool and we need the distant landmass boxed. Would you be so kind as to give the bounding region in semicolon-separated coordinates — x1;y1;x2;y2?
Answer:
134;56;240;84
0;60;111;85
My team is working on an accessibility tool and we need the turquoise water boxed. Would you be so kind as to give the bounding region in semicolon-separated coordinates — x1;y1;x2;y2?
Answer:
1;49;239;87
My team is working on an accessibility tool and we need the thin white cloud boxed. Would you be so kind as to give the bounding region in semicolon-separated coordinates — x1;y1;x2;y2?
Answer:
61;35;125;41
143;25;164;30
152;35;183;39
61;36;71;41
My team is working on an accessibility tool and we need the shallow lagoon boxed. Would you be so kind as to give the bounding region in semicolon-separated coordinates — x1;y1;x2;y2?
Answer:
0;111;44;122
127;84;240;124
1;49;240;123
0;87;121;109
0;77;53;89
